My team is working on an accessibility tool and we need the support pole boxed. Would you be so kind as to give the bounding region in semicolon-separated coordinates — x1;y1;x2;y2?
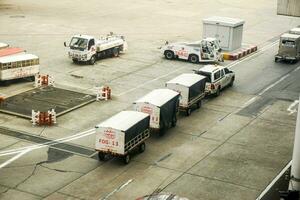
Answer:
289;95;300;192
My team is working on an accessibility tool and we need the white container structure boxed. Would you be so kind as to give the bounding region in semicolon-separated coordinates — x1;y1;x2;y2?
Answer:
95;111;150;164
133;89;180;133
203;16;245;51
0;54;39;83
166;73;206;116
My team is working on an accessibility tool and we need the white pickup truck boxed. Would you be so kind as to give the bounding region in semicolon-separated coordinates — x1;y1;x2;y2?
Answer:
195;65;235;96
64;33;128;65
161;38;223;63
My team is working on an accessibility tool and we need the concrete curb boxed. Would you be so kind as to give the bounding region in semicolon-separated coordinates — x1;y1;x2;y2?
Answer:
222;45;258;60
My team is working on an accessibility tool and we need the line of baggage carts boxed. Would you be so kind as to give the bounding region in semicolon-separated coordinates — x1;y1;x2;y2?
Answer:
95;73;208;164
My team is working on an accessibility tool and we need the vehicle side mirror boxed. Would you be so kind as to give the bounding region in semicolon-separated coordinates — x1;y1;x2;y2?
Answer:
64;42;67;47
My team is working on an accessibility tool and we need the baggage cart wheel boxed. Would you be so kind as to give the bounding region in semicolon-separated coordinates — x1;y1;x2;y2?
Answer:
171;117;177;127
112;47;120;57
164;50;174;60
29;76;35;82
186;108;192;116
123;154;131;164
139;142;146;153
98;152;106;161
196;100;202;109
89;55;96;65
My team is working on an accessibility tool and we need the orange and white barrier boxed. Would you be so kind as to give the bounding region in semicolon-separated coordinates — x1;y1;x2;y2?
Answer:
222;45;258;61
31;109;56;126
34;73;54;88
95;86;112;101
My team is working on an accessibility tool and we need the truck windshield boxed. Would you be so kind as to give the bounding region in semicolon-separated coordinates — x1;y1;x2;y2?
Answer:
69;37;88;51
197;71;211;83
282;40;295;47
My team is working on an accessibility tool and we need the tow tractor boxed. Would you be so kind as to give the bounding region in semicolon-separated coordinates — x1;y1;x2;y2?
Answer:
64;33;128;65
161;38;223;63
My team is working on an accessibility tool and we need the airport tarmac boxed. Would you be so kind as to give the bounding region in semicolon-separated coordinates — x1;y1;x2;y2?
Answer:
0;0;300;200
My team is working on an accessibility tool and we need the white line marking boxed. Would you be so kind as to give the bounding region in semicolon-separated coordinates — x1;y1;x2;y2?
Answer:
287;100;299;115
0;128;95;157
256;160;292;200
116;66;185;96
100;179;133;200
0;149;31;169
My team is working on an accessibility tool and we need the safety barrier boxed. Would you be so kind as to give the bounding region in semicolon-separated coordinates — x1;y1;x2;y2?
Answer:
34;73;54;88
95;86;112;101
31;109;57;126
222;45;258;61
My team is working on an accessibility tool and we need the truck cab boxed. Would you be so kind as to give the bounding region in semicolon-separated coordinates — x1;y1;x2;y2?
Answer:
65;35;96;63
65;33;127;65
195;65;235;96
275;33;300;63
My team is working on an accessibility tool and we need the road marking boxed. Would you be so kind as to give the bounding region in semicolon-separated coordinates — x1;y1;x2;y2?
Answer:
116;66;185;96
288;100;299;115
256;160;292;200
0;149;31;169
100;179;133;200
0;128;95;157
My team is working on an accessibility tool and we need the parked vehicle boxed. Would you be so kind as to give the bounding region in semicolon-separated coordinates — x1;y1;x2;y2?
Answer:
166;73;206;116
0;47;25;57
289;28;300;35
275;33;300;63
133;89;180;135
0;43;8;50
161;38;223;63
194;65;235;96
95;111;150;164
0;54;39;84
64;33;127;65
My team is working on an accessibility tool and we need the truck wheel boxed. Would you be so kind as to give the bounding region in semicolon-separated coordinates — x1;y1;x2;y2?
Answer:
98;152;106;161
72;59;78;64
196;100;202;109
29;76;35;82
186;108;192;116
112;47;119;57
164;50;174;60
229;77;234;87
274;57;279;63
171;117;177;127
89;56;96;65
189;54;199;63
139;142;146;153
123;154;131;164
215;87;220;97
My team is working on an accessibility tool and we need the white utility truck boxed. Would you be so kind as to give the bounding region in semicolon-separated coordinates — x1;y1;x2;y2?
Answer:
195;65;235;96
161;38;223;63
95;111;150;164
64;33;128;65
0;43;8;50
275;33;300;63
133;89;180;135
0;54;39;85
166;73;206;116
